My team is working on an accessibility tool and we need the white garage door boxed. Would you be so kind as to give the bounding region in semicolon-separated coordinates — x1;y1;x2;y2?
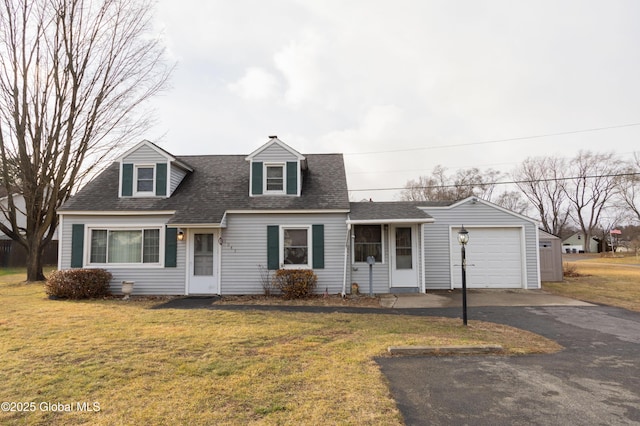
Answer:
450;227;523;289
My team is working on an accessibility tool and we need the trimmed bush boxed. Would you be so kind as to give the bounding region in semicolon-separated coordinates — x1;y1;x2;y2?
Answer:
272;269;318;300
45;269;112;299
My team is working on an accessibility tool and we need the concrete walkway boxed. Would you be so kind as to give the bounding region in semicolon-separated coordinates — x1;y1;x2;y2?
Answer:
379;289;594;308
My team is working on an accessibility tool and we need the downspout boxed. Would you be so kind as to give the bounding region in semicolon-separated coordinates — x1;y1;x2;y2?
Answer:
342;222;352;297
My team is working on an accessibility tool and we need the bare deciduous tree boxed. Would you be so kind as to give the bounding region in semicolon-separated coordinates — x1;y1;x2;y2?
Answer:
618;152;640;223
562;151;621;252
399;165;502;202
400;165;451;201
0;0;172;280
493;190;530;215
513;156;570;236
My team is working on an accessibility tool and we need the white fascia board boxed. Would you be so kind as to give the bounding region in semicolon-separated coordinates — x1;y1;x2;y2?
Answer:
424;196;539;225
245;138;306;161
225;209;349;214
172;160;193;173
347;218;435;224
118;140;193;172
117;140;175;162
58;210;176;216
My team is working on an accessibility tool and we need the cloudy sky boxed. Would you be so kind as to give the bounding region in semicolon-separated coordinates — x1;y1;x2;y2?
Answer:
148;0;640;201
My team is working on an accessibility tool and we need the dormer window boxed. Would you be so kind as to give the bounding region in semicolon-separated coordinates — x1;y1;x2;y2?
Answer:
265;164;284;193
246;137;306;197
118;140;192;198
136;166;155;193
121;162;168;197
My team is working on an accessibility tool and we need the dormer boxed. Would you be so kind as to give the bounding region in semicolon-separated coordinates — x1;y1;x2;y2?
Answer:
245;136;307;197
118;140;193;198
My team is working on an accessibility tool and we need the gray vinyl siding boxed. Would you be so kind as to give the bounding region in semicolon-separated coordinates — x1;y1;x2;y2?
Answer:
170;164;188;194
123;144;166;163
420;200;540;290
58;214;186;295
253;143;297;162
219;213;348;295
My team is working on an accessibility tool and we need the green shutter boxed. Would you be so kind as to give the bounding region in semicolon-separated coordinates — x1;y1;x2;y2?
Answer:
165;227;177;267
267;225;279;270
71;224;84;268
312;224;324;269
156;163;167;196
286;161;297;195
122;163;133;196
252;162;263;195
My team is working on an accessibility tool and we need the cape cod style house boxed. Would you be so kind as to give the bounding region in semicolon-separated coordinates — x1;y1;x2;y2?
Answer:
57;137;542;296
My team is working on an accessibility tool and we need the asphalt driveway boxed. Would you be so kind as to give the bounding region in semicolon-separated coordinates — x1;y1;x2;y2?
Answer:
376;305;640;425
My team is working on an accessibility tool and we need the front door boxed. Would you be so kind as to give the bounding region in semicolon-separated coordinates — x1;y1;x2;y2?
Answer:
391;225;418;288
189;230;217;294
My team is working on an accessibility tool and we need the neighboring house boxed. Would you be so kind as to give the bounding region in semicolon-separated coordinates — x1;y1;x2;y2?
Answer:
57;138;541;296
1;190;27;240
0;190;58;267
562;232;600;253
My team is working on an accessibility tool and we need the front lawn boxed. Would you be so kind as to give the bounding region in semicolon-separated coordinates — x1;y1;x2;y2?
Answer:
1;271;560;425
544;254;640;312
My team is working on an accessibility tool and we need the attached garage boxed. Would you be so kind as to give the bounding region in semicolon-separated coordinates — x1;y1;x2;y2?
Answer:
421;197;540;290
450;227;524;288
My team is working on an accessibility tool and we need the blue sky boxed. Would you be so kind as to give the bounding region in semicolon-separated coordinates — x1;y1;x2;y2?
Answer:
148;0;640;200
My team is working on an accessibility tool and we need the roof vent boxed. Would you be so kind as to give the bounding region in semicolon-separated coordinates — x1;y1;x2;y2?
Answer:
269;135;277;139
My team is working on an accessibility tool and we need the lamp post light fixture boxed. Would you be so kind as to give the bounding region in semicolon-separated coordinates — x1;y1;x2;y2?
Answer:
457;225;469;326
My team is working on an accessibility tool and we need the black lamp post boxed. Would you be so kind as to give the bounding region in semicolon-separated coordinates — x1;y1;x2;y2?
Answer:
457;225;469;326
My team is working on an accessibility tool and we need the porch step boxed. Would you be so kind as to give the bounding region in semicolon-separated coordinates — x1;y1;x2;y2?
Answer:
391;287;420;294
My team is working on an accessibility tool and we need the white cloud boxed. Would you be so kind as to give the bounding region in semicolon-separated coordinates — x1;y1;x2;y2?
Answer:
273;30;327;106
228;67;279;101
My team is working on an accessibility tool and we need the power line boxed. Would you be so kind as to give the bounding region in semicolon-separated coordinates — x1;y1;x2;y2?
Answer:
342;122;640;156
348;171;640;193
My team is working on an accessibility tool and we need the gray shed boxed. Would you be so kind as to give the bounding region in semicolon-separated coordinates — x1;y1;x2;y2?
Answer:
539;230;563;282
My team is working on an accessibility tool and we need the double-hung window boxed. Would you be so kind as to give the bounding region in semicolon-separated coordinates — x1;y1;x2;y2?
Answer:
282;227;309;267
265;164;284;193
90;228;160;264
354;225;383;263
135;166;154;194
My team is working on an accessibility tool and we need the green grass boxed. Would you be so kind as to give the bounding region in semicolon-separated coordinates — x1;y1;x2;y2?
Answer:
544;254;640;312
0;267;27;276
1;270;560;425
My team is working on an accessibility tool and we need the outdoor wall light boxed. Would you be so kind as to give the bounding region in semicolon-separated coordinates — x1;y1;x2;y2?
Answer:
457;225;469;326
177;229;185;241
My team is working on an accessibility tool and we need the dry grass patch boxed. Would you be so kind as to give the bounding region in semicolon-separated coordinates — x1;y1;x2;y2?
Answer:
545;255;640;312
1;271;560;425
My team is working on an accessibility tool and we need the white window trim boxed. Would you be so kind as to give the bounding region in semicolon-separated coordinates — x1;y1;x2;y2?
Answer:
352;224;386;264
279;225;312;269
134;164;156;197
85;225;165;268
264;163;286;194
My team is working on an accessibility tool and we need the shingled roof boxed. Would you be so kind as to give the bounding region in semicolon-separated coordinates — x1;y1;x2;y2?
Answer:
59;153;350;224
348;201;453;222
